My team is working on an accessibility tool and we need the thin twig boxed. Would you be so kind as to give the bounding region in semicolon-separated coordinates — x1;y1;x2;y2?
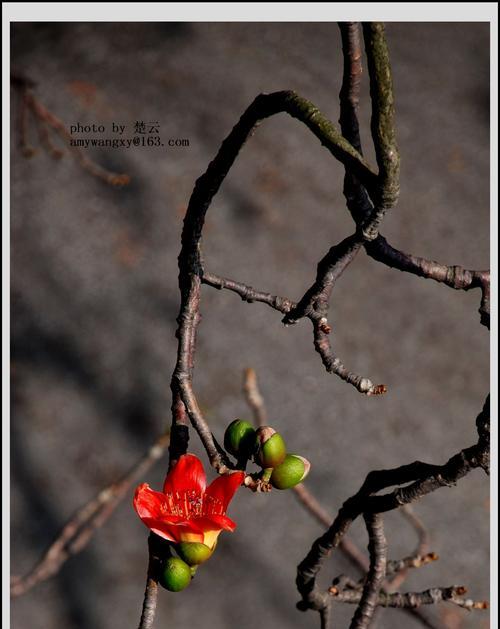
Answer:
296;396;489;620
242;367;370;574
11;433;169;598
11;75;130;186
203;270;386;395
242;368;267;427
386;505;431;591
292;484;369;574
386;552;438;578
365;237;490;328
241;366;444;629
330;585;488;611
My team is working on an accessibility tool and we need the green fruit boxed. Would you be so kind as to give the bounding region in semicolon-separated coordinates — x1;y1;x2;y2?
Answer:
270;454;311;490
254;427;287;468
224;419;256;459
159;557;192;592
177;542;213;566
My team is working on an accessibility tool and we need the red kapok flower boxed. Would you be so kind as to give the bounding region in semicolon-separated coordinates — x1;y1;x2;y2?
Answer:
133;454;245;550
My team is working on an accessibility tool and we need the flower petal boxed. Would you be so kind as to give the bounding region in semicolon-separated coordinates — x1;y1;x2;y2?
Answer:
163;453;207;496
196;514;238;533
193;515;238;549
204;471;244;512
133;483;167;520
141;517;204;544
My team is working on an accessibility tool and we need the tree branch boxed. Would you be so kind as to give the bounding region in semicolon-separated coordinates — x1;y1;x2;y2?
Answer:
349;514;387;629
11;74;130;186
11;433;169;598
330;585;488;611
296;395;489;623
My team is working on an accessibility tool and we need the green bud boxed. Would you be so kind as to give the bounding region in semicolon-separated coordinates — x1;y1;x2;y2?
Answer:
159;557;192;592
224;419;256;459
254;426;287;468
270;454;311;490
177;542;214;566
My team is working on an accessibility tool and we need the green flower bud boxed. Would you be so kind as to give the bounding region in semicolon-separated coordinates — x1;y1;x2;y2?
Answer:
270;454;311;490
177;542;213;566
159;557;192;592
224;419;256;459
254;426;287;468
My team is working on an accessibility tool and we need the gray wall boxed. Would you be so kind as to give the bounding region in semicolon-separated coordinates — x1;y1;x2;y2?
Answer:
11;22;489;629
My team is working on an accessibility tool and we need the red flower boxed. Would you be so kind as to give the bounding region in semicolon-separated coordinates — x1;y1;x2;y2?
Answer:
134;454;245;549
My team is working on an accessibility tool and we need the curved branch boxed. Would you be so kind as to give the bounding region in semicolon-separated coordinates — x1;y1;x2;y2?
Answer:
11;433;169;598
365;236;490;328
296;396;489;620
171;90;382;471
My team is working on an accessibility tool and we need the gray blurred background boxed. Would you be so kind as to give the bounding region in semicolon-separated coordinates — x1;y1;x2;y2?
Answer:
10;22;489;629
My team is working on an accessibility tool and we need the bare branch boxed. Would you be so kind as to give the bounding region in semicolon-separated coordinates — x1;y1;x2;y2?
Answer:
11;433;169;598
137;535;166;629
361;22;400;239
330;585;488;611
365;237;490;327
292;484;369;575
11;75;130;186
241;367;370;573
296;395;489;620
349;514;387;629
386;552;438;577
242;368;267;427
386;506;431;591
204;271;386;395
202;271;294;315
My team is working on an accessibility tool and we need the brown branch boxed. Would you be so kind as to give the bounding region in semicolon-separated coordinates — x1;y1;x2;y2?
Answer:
242;367;370;573
365;236;490;328
274;24;400;392
139;87;378;613
242;368;267;427
292;484;369;575
11;75;130;186
329;585;488;611
11;433;169;598
135;20;488;629
242;368;441;629
202;271;294;315
361;22;400;239
386;505;431;591
283;22;401;329
144;84;378;618
282;234;363;325
386;552;438;578
335;26;488;329
338;22;374;227
349;514;387;629
137;535;165;629
203;270;385;395
312;318;387;395
296;395;489;621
